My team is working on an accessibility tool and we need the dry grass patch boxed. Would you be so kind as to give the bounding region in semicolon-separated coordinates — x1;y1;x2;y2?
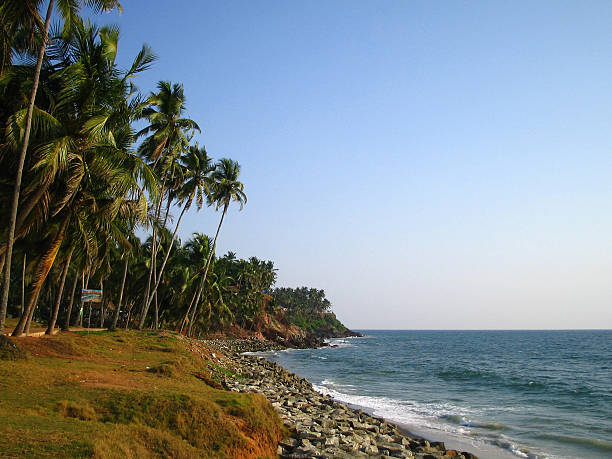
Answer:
0;330;281;458
57;400;98;421
0;335;28;360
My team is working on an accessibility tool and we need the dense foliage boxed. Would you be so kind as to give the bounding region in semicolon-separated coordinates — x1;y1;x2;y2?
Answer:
273;287;332;314
272;287;349;337
0;1;348;339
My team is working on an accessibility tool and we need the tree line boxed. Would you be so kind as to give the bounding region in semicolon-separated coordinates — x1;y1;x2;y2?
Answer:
272;287;332;315
0;0;272;337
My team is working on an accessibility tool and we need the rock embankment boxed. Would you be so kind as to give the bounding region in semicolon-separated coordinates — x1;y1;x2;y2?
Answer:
204;339;478;459
202;337;284;354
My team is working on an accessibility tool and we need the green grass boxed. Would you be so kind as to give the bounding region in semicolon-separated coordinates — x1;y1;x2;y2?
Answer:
0;330;282;458
210;363;243;381
286;311;349;335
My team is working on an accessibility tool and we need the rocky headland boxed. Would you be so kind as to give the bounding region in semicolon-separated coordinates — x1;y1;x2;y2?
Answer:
202;338;478;459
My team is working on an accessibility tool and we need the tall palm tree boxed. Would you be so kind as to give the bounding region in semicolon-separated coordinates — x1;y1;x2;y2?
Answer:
61;265;80;331
10;20;150;337
180;233;213;333
0;0;122;335
138;143;213;328
110;231;140;330
137;81;199;327
187;158;246;336
46;245;74;334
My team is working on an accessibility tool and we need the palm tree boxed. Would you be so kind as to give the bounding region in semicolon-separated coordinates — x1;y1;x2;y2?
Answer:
61;266;80;331
110;232;140;330
0;0;43;76
137;81;200;327
180;233;213;333
187;158;246;336
0;0;122;335
46;245;74;334
138;144;213;328
10;20;150;337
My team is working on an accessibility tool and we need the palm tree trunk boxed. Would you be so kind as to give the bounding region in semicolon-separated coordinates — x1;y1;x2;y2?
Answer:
161;194;172;231
123;303;134;330
0;255;4;287
179;282;201;333
21;253;26;316
78;270;89;327
46;247;74;334
187;278;206;337
124;304;131;329
154;291;159;330
152;256;158;329
12;212;69;337
0;0;55;336
139;199;189;328
24;290;40;335
62;269;79;331
99;281;104;328
77;275;83;326
140;176;167;328
187;203;228;337
110;257;128;330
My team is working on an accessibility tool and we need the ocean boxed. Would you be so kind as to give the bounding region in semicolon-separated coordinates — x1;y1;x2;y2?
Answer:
257;330;612;459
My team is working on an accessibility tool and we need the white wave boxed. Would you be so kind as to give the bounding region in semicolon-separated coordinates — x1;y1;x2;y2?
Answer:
326;339;355;348
493;436;530;458
312;384;450;430
310;384;562;459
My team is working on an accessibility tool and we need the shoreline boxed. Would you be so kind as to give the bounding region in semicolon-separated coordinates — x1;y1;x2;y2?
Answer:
352;407;518;459
204;338;480;459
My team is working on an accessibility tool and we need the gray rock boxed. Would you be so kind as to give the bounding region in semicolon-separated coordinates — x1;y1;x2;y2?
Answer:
201;338;479;459
324;436;339;447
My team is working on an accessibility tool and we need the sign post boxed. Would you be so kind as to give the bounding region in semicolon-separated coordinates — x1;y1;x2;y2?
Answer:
81;289;103;330
81;289;103;303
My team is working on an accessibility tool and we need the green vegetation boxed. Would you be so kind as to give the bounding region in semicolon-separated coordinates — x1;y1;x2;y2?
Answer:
0;3;355;456
0;1;353;342
273;287;352;337
0;330;282;458
0;1;272;338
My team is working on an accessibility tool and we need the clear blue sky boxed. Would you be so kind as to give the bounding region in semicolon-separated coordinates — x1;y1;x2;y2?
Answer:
87;0;612;329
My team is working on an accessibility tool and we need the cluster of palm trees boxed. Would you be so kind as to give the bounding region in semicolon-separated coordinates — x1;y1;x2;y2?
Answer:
0;1;272;337
273;287;332;315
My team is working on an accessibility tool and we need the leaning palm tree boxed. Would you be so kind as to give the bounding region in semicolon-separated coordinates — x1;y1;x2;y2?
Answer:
45;243;75;334
138;143;213;329
109;231;140;330
137;81;200;327
10;21;149;337
0;0;122;335
187;158;246;336
179;233;213;333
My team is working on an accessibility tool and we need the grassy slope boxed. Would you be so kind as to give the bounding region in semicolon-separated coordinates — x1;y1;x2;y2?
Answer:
285;311;350;337
0;330;282;458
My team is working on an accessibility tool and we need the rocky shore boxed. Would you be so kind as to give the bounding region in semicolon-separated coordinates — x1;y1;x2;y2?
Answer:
202;338;478;459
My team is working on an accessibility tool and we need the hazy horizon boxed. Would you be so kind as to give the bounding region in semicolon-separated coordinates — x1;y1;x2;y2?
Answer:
91;1;612;330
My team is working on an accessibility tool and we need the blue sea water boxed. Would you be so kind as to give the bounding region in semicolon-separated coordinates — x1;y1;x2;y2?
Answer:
258;330;612;459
